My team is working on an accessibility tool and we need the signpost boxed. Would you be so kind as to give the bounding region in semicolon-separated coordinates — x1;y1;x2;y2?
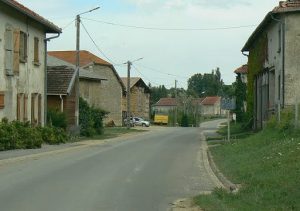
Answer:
221;98;236;142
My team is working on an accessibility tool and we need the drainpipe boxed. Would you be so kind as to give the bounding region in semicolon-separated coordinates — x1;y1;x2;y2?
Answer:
59;94;64;112
44;33;60;126
271;13;285;108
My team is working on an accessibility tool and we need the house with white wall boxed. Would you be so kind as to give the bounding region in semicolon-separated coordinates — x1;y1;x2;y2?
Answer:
0;0;61;125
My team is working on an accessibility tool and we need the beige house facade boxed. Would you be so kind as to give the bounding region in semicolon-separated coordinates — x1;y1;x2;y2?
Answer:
0;0;61;125
48;51;125;126
122;77;150;120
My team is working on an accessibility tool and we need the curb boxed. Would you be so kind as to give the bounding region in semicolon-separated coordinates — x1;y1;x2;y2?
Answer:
203;133;240;192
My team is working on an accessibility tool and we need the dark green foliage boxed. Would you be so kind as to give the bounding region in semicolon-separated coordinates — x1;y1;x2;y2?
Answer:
47;109;67;129
150;85;169;105
79;97;108;137
180;114;189;127
234;74;247;122
38;126;69;145
187;68;224;97
247;34;268;125
0;120;42;150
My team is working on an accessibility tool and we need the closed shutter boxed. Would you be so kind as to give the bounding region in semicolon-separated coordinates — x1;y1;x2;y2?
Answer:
17;94;21;121
38;94;42;125
31;94;35;125
0;92;4;109
4;26;13;75
13;29;20;74
24;94;28;121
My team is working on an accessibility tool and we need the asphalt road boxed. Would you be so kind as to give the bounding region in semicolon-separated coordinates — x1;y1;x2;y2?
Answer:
0;127;220;211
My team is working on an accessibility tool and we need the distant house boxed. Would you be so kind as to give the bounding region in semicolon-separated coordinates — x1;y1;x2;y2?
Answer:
0;0;61;125
121;77;150;120
152;98;177;114
241;0;300;129
48;50;125;126
234;65;248;84
201;96;224;116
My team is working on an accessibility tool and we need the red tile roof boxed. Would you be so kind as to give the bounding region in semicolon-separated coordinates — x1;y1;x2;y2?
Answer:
155;98;177;106
1;0;61;33
201;96;220;106
234;65;248;74
48;51;111;67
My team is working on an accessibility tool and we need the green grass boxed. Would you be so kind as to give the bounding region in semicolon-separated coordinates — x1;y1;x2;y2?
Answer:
195;128;300;210
80;127;145;140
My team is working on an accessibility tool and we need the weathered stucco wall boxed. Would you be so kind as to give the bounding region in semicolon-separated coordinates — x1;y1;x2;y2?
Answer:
284;13;300;106
0;4;46;124
80;65;123;126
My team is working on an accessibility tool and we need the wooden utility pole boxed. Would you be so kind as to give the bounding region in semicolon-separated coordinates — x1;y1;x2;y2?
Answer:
126;61;132;129
75;15;80;126
175;80;178;127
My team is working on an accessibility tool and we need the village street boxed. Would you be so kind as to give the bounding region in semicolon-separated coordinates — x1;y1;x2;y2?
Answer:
0;124;223;211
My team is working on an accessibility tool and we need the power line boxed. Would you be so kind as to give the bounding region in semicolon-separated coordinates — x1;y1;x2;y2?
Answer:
62;18;76;30
80;20;123;66
132;64;161;86
134;64;190;79
82;18;257;31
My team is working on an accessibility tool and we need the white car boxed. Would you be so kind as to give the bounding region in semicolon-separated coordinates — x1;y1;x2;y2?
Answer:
133;117;150;127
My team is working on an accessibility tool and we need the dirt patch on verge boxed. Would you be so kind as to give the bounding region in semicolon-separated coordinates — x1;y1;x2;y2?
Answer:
169;198;203;211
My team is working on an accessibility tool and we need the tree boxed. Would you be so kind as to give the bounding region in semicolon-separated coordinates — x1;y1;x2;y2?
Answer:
234;74;247;122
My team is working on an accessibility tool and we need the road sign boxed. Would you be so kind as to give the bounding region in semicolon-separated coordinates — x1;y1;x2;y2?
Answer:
221;98;236;110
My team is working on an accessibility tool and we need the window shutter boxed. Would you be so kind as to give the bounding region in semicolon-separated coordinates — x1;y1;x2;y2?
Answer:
38;94;42;125
31;94;35;125
13;29;20;74
17;94;21;121
24;94;28;121
4;26;13;76
0;92;4;109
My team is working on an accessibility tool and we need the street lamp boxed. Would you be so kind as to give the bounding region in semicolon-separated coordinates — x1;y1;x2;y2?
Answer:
125;58;143;129
75;7;100;126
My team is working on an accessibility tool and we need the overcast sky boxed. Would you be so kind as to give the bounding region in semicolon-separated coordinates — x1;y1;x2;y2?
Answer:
18;0;278;88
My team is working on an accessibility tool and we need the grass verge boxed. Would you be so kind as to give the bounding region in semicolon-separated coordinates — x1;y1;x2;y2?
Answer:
195;128;300;210
79;127;146;141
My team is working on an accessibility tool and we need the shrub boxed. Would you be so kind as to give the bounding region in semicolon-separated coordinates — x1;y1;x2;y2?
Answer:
79;97;108;137
47;109;67;130
39;126;69;145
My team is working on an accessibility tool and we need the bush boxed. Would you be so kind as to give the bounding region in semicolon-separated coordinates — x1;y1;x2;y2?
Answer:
79;97;108;137
39;126;69;145
47;109;67;130
0;120;42;150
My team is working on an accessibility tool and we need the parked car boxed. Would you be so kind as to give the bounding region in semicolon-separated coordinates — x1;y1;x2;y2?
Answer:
133;117;150;127
124;117;135;127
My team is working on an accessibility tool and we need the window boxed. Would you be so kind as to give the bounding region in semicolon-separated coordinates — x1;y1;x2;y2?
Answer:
34;37;39;65
0;92;4;109
16;93;28;122
19;31;27;62
13;29;20;74
31;93;42;125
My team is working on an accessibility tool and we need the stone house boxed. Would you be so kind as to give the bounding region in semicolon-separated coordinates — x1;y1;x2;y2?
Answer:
201;96;224;116
242;0;300;129
152;98;177;114
0;0;61;125
48;50;125;126
121;77;150;120
234;65;248;84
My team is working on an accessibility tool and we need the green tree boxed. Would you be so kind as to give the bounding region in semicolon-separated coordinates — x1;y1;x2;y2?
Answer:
234;74;247;122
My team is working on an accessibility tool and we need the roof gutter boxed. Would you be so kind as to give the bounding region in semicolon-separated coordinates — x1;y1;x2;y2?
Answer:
44;33;61;125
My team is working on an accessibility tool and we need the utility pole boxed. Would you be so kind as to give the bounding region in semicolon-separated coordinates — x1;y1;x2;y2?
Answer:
126;61;132;129
75;7;100;128
175;80;178;127
75;15;80;126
